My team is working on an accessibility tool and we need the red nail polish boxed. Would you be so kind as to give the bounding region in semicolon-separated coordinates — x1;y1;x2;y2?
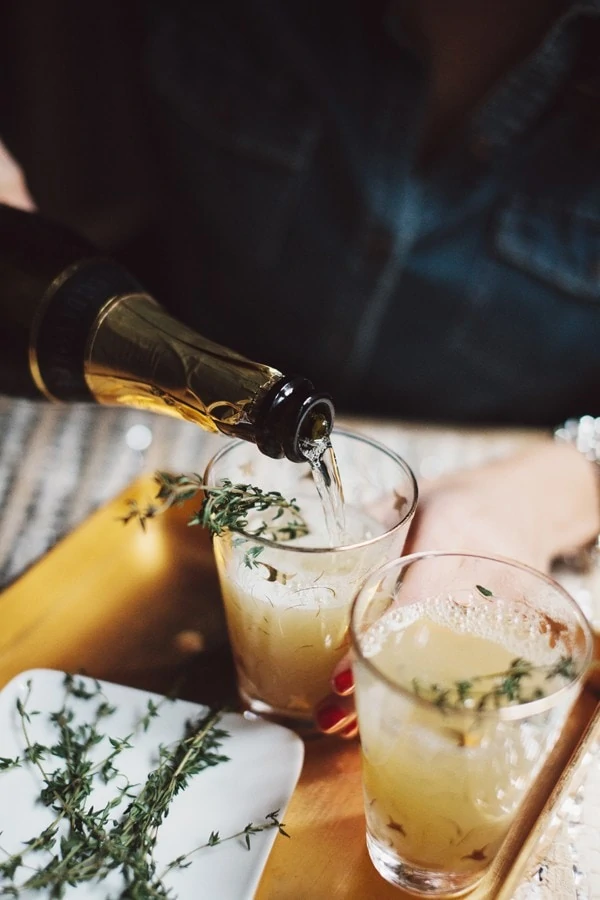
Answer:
333;667;354;695
338;720;358;739
316;704;348;732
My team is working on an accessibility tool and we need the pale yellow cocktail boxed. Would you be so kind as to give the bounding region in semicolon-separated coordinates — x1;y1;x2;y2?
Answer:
213;503;394;718
352;554;593;896
215;537;352;715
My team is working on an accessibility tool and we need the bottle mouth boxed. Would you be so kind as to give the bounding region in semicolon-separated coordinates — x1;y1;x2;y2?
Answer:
253;375;335;462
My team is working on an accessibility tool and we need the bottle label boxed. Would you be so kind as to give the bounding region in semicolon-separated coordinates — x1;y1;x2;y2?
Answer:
30;259;142;401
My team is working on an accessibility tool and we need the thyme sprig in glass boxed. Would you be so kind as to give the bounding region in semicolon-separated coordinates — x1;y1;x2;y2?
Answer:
0;675;288;898
121;472;308;567
408;585;580;713
412;655;578;713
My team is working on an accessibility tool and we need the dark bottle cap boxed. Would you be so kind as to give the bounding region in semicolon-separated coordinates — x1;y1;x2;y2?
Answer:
253;376;335;462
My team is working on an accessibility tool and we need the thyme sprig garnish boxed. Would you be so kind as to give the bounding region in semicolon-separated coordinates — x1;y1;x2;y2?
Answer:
412;655;577;713
121;472;308;567
0;675;288;897
164;809;290;873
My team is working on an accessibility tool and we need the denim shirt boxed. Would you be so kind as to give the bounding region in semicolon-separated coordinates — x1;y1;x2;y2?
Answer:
146;0;600;426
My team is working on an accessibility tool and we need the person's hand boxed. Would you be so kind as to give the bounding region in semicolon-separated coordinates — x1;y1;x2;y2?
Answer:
314;439;600;737
401;438;600;572
0;140;35;211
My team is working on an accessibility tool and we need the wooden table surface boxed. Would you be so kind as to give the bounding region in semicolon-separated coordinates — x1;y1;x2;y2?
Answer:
1;397;599;899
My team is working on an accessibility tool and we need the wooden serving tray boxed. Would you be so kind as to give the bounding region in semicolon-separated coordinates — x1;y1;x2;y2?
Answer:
1;475;598;899
0;475;230;704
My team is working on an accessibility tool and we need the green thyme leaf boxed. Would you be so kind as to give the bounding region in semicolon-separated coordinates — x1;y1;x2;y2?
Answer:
0;678;289;896
122;473;309;551
411;655;578;712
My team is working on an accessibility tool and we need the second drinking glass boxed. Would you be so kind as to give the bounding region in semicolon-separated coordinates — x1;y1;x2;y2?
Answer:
350;551;594;896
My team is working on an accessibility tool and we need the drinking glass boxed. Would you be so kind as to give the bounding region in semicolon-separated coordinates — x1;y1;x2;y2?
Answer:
350;551;594;897
203;429;417;728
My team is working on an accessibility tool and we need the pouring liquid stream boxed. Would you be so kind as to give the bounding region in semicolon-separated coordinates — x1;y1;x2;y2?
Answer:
299;437;347;546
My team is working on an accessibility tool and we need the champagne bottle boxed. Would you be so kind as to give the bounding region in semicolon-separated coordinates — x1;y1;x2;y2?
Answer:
0;204;334;461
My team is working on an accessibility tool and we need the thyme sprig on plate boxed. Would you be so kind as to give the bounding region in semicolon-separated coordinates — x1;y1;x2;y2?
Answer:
121;472;308;567
411;655;577;713
0;675;288;898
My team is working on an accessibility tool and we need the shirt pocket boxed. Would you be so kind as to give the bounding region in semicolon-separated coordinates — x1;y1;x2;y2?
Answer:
146;14;322;265
494;194;600;302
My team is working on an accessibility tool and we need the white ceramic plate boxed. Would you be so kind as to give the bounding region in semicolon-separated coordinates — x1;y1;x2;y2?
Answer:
0;669;304;899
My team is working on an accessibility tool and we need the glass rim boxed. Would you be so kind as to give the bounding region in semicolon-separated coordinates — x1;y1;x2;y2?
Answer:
349;550;595;721
202;427;418;554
